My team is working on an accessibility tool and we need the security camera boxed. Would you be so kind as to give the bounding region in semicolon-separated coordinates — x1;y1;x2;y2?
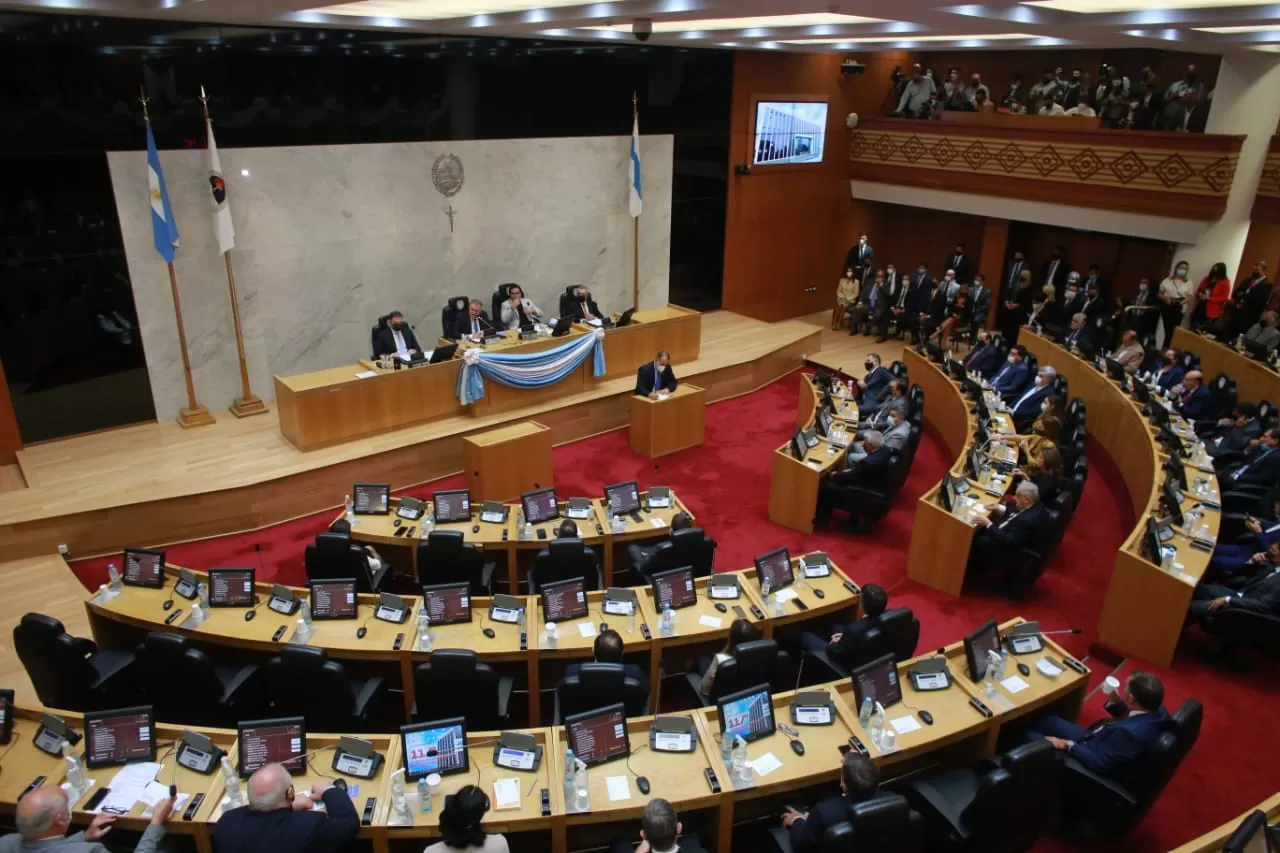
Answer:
632;18;652;42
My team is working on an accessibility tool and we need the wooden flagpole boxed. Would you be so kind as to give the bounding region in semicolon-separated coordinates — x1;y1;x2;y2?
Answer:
201;87;267;418
143;88;214;429
632;92;640;312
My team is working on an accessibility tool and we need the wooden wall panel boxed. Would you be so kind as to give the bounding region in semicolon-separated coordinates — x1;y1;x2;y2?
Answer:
1006;222;1172;301
856;201;987;278
0;361;21;466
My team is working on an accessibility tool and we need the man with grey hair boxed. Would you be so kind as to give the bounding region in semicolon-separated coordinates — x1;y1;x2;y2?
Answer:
1010;365;1057;433
859;380;907;433
815;429;896;532
1243;310;1280;354
1062;312;1094;352
568;286;603;323
214;763;358;853
610;797;707;853
451;298;494;340
850;410;910;463
0;786;171;853
969;480;1050;591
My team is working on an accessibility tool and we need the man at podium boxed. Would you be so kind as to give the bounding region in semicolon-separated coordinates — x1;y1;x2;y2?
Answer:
635;351;678;399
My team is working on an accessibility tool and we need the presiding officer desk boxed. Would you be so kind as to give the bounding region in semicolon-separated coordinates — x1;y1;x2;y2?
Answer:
768;374;861;534
1018;330;1222;667
0;616;1088;853
274;306;702;450
902;348;1018;596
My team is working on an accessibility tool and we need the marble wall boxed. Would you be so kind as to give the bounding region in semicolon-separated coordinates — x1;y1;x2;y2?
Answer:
107;135;674;421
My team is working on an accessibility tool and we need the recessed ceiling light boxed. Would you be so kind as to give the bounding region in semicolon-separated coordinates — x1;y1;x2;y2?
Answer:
1256;43;1280;51
782;32;1037;44
1024;0;1278;11
304;0;590;21
1193;24;1280;33
585;13;886;33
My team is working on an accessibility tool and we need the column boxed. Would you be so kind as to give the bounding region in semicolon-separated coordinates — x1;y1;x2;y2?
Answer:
977;217;1010;329
1174;53;1280;280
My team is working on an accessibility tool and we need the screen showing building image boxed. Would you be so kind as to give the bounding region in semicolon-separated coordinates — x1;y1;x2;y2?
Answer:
753;101;828;166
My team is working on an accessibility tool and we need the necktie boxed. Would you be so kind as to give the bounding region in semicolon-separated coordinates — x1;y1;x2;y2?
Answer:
1047;260;1058;285
472;318;479;334
655;366;661;388
1009;263;1020;287
897;281;908;308
1235;448;1272;479
582;301;593;320
869;286;878;308
394;330;407;356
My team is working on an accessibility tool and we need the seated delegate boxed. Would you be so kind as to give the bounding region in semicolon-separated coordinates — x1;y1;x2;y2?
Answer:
814;430;893;533
1152;349;1185;391
858;380;906;435
610;799;706;853
1244;310;1280;354
1205;404;1262;460
426;784;509;853
1205;498;1280;582
629;511;693;572
635;351;678;398
1008;366;1057;433
778;753;880;853
799;582;890;668
989;346;1031;401
968;481;1050;586
567;286;604;324
372;311;421;359
0;786;171;853
563;629;651;696
1171;370;1214;421
214;764;359;853
698;618;761;697
452;299;496;341
856;354;894;408
499;284;543;330
1220;428;1280;487
1112;329;1146;373
963;329;1004;377
1189;541;1280;621
847;407;909;462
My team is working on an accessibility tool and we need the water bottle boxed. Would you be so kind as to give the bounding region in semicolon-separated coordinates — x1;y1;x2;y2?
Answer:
389;769;409;822
731;735;749;781
573;760;590;811
221;755;245;808
423;513;435;534
198;582;210;610
826;440;835;459
661;604;675;636
870;702;886;748
107;563;122;593
627;605;637;635
62;742;86;795
720;731;734;767
563;748;576;793
188;603;204;626
95;584;110;604
344;494;355;524
517;608;527;635
544;622;558;649
523;520;534;541
1236;333;1245;350
983;652;999;697
301;599;313;628
858;696;874;729
998;648;1009;681
417;609;432;651
760;578;771;601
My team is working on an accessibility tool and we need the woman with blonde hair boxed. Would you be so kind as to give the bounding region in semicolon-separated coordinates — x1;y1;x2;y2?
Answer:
833;267;860;330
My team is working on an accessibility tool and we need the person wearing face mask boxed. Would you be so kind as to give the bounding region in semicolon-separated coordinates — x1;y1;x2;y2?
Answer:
1009;366;1058;432
567;286;603;324
946;243;973;285
1061;312;1094;354
1004;251;1028;296
856;353;894;409
1081;264;1109;301
1028;284;1061;336
843;234;874;284
1000;75;1026;110
964;330;1004;377
1028;68;1060;115
833;267;860;330
1041;245;1069;291
1153;349;1185;391
874;264;905;342
941;268;962;304
1225;261;1272;338
966;73;989;107
1061;274;1085;316
1112;329;1145;373
1243;310;1280;355
989;346;1031;400
1221;428;1280;487
372;310;421;359
918;275;949;342
942;68;968;110
1189;262;1231;331
1002;268;1035;343
968;273;992;329
1157;261;1194;347
1122;276;1160;342
894;263;934;343
1204;404;1263;460
500;284;543;330
847;269;885;336
1059;68;1083;109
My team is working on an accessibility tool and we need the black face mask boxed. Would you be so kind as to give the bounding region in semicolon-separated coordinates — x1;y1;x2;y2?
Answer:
865;361;875;371
1163;356;1175;365
391;322;404;331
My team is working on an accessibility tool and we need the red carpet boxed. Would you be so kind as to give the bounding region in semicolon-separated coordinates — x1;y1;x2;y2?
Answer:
70;370;1279;850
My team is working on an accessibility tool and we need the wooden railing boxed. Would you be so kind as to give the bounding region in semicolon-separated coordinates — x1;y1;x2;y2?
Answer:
848;117;1244;220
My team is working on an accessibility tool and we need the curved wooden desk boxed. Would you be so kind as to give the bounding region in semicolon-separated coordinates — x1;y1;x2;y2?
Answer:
1019;330;1221;667
1173;327;1280;410
0;616;1088;853
767;374;860;533
1170;792;1280;853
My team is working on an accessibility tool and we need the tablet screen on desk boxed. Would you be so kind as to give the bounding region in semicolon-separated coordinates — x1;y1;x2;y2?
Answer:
522;488;559;524
604;481;641;516
566;704;629;767
754;547;794;591
309;580;358;620
651;568;696;610
353;483;390;515
424;583;472;625
238;717;306;776
852;653;902;709
122;548;165;589
433;490;472;524
717;685;775;744
541;578;587;623
84;705;155;768
401;718;468;778
208;568;255;607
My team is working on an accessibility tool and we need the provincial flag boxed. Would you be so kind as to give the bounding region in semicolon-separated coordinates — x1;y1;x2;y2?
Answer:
146;120;180;263
206;117;236;254
629;113;642;218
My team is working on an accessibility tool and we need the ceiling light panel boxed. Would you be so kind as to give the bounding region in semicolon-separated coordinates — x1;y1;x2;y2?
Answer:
585;13;887;33
305;0;591;21
1193;24;1280;33
1024;0;1279;12
782;32;1037;44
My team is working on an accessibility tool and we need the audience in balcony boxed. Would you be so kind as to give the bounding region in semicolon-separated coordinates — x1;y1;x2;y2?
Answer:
894;67;937;118
1000;75;1027;111
1028;69;1060;114
967;73;990;106
1165;90;1209;133
974;88;995;113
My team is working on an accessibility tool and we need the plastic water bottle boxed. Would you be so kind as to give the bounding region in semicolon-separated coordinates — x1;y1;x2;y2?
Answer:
772;592;785;618
563;748;576;793
858;696;874;729
221;756;245;808
544;622;558;649
188;603;204;626
418;776;432;813
301;599;313;628
389;769;409;823
344;494;355;524
62;742;87;796
417;609;432;652
870;702;886;748
983;653;999;697
720;732;734;767
95;584;110;604
198;582;210;610
523;520;534;541
827;440;835;459
107;563;122;593
998;648;1010;681
661;604;676;636
573;760;590;811
627;605;637;635
423;513;435;534
731;735;749;781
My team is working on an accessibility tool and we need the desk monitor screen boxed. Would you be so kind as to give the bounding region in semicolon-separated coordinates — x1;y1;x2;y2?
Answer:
401;718;468;779
353;483;391;515
1132;380;1150;405
717;685;775;744
940;473;956;512
237;716;305;776
207;568;255;607
852;653;903;709
791;428;807;461
83;706;155;768
1165;452;1188;491
541;577;587;623
603;480;642;516
1162;480;1186;527
964;619;1002;682
522;487;559;524
754;547;794;592
565;704;630;767
308;580;358;620
650;567;697;611
1142;517;1164;565
424;583;472;625
816;406;834;438
122;548;165;589
432;489;472;524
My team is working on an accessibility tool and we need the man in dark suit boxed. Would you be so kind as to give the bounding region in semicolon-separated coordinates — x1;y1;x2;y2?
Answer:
629;511;694;573
1040;246;1068;291
814;432;893;531
1061;312;1095;352
1206;404;1262;459
1222;428;1280;487
989;346;1032;400
856;354;894;409
964;330;1004;377
1153;349;1185;391
1003;250;1028;297
875;265;905;341
946;242;974;284
799;582;890;664
1206;500;1280;583
1227;261;1272;337
1172;370;1215;421
918;280;948;342
372;311;421;359
1164;90;1208;132
1009;366;1057;433
859;381;907;434
635;351;678;398
1060;274;1085;317
969;274;993;329
563;629;651;696
610;798;707;853
450;298;495;340
1082;264;1110;301
214;764;359;853
893;264;932;342
844;234;875;284
567;286;604;323
780;753;881;853
1080;279;1108;323
1024;671;1172;789
968;481;1050;584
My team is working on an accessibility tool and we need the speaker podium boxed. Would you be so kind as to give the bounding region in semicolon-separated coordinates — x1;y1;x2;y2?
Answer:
629;384;707;458
463;420;554;503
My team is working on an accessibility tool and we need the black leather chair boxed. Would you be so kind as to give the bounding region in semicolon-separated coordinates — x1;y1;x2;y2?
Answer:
554;662;650;723
529;538;602;594
768;793;927;853
1222;810;1269;852
14;613;137;711
1065;398;1087;430
804;607;920;679
1058;699;1202;839
491;283;520;324
1177;351;1201;374
685;639;791;705
907;384;924;416
265;645;386;731
417;530;496;596
890;360;908;379
827;452;910;531
903;739;1062;852
441;296;468;339
135;632;265;726
306;532;381;593
370;314;390;359
1191;374;1238;435
412;650;513;729
1200;606;1280;660
633;527;717;583
1060;435;1087;471
558;285;581;318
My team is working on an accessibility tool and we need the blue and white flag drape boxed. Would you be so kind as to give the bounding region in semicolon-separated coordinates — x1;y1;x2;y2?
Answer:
457;330;607;405
629;113;642;218
146;121;180;263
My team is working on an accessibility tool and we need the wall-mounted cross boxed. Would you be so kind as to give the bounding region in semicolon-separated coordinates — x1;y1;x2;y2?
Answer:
444;203;457;233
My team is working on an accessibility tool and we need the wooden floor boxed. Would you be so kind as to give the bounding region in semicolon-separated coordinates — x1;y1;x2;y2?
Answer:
0;553;91;705
0;311;819;558
798;311;911;377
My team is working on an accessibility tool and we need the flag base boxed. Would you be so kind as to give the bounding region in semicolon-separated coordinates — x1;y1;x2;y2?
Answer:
177;405;216;429
230;395;269;418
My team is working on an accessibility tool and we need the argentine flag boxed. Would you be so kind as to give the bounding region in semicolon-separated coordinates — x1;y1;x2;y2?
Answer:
629;114;642;218
146;121;180;263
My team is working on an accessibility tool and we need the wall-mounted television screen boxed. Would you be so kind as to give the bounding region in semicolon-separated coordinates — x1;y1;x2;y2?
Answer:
753;101;828;166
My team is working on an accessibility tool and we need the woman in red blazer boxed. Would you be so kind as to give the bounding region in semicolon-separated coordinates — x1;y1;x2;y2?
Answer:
1192;262;1232;330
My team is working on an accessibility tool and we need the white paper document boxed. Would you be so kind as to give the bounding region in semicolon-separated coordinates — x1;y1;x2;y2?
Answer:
747;753;783;777
890;716;922;735
577;622;598;638
1001;676;1030;694
774;588;798;602
649;518;666;529
493;778;521;810
354;370;378;379
606;776;632;801
698;615;724;629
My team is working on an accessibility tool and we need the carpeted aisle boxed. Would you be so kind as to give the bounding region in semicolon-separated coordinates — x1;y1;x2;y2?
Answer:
70;369;1279;851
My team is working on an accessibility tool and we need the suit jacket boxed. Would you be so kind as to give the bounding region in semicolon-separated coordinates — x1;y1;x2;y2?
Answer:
213;788;359;853
1082;274;1110;300
969;287;992;328
1003;260;1029;294
0;826;165;853
1227;446;1280;487
909;272;935;300
567;297;603;323
451;311;495;339
991;361;1031;397
1176;385;1215;421
945;252;974;284
980;502;1048;550
881;419;912;451
1040;258;1068;289
1223;568;1280;616
882;273;906;311
839;445;893;491
635;363;678;397
787;794;854;853
1209;420;1262;456
895;280;926;316
862;395;907;431
1080;295;1108;322
860;366;894;407
372;323;421;358
845;243;875;275
1010;385;1055;433
964;343;1004;378
1062;325;1094;352
923;288;948;327
1245;324;1280;353
1155;365;1184;392
1069;707;1172;785
864;281;891;320
1233;276;1272;326
500;298;542;330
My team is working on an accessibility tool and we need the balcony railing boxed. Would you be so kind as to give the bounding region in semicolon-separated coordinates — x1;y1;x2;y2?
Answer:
848;116;1245;221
